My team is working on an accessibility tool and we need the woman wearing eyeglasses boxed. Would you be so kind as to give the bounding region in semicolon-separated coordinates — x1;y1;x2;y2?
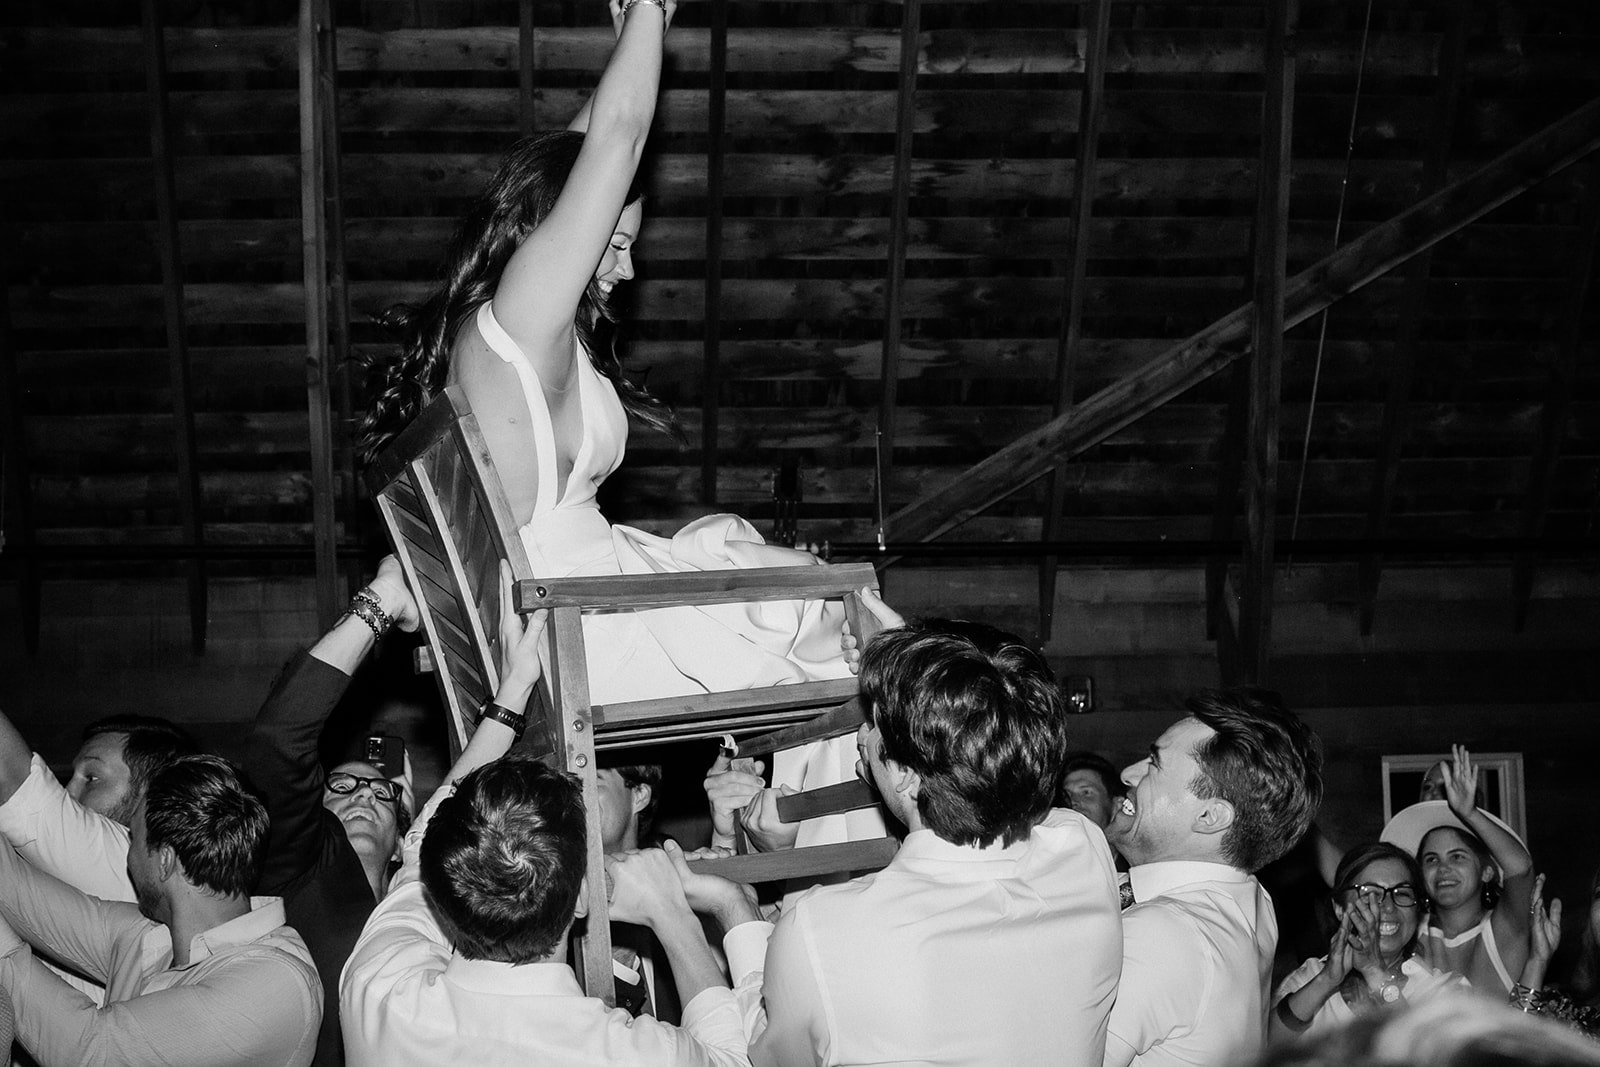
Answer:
1272;842;1467;1038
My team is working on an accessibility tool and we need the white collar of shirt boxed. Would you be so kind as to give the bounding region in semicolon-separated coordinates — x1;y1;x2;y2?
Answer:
893;827;1031;868
444;955;584;997
149;896;288;972
1128;860;1251;903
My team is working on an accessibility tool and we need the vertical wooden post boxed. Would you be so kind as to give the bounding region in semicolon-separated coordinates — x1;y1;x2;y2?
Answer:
1039;0;1111;642
702;0;728;505
519;0;536;137
319;0;357;592
1358;4;1467;634
1206;360;1249;646
300;0;340;626
876;0;920;544
1239;0;1296;686
1512;161;1600;631
142;0;207;654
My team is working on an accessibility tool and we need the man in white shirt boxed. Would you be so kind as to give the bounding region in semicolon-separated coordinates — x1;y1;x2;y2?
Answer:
0;754;322;1066
0;710;197;904
683;620;1123;1067
340;750;750;1067
1103;688;1324;1067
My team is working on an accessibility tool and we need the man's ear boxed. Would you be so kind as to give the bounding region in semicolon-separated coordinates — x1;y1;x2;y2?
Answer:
574;875;589;920
629;783;652;818
885;759;920;801
155;844;180;883
1192;797;1235;838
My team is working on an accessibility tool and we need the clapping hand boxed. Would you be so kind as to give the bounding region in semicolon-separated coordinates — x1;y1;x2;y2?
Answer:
1529;872;1563;969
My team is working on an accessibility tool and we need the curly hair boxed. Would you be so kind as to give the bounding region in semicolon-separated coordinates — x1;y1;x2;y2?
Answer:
359;130;673;464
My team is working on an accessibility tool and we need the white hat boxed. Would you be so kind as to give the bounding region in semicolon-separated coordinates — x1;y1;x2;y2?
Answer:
1379;799;1524;870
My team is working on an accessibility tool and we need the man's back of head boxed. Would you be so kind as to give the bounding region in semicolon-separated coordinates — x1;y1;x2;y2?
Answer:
74;714;200;827
859;620;1067;849
135;754;270;905
419;753;586;965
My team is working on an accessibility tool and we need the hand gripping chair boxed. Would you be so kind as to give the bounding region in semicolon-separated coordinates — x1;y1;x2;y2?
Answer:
366;385;896;1002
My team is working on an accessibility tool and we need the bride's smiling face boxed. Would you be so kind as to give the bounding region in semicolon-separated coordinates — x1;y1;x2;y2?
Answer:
595;201;643;299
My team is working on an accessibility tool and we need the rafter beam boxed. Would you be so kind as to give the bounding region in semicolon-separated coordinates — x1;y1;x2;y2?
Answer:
884;95;1600;547
1039;0;1112;642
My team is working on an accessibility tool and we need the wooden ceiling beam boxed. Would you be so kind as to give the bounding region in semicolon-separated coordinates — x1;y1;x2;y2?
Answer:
142;0;207;655
1358;4;1468;636
1512;160;1600;632
882;94;1600;548
1039;0;1111;643
1237;0;1296;687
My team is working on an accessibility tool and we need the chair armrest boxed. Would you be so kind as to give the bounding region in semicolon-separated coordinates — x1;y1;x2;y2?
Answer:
514;563;879;611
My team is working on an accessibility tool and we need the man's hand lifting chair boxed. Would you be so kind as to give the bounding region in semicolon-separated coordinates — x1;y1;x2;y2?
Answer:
367;384;897;1002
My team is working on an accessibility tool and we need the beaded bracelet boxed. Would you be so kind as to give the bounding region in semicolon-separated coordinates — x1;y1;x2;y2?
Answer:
345;587;393;640
620;0;668;17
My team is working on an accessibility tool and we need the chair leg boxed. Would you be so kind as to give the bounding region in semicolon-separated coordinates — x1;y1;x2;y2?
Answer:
548;606;614;1004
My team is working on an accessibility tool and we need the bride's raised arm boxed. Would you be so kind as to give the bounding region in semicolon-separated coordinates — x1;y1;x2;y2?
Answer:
491;0;672;374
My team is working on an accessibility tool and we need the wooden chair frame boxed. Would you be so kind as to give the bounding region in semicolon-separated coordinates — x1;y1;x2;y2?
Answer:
368;385;895;1001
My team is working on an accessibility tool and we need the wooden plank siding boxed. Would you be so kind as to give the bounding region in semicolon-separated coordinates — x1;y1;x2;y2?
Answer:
4;0;1599;606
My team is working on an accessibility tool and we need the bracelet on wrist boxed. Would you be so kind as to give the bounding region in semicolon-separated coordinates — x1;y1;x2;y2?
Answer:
620;0;668;18
343;588;393;640
478;700;528;740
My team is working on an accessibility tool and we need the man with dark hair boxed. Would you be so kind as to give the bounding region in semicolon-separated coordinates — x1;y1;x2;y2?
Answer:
1104;686;1324;1067
0;754;322;1066
681;620;1122;1066
1058;749;1125;830
0;708;198;904
341;745;749;1066
72;715;201;827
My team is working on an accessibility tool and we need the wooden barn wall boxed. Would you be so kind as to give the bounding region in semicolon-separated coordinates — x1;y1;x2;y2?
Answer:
4;1;1600;907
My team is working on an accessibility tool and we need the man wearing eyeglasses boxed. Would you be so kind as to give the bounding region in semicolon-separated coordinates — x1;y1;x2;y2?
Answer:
245;555;540;1067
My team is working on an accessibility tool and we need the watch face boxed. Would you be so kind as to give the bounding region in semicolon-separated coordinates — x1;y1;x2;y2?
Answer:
1379;983;1401;1003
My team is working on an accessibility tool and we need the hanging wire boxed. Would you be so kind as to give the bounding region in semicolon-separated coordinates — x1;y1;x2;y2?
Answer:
1286;0;1377;564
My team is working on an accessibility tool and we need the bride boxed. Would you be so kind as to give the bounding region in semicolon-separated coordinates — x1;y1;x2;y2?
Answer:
360;0;886;849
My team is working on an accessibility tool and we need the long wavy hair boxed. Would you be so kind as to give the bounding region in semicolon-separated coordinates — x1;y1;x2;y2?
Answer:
360;130;674;464
1566;862;1600;1007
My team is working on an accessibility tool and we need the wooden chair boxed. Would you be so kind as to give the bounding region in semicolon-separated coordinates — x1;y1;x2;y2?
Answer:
367;385;895;1001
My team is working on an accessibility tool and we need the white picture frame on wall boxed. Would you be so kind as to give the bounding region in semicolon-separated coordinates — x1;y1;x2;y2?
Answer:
1380;752;1526;841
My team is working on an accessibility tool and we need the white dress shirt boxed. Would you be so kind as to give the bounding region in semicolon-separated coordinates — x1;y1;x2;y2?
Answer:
0;753;134;904
726;807;1123;1067
0;841;321;1067
340;786;751;1067
1104;861;1277;1067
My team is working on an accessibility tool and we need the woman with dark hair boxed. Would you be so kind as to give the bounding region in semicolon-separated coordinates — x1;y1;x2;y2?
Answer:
1382;746;1536;997
360;0;859;713
1513;869;1600;1036
1272;842;1466;1038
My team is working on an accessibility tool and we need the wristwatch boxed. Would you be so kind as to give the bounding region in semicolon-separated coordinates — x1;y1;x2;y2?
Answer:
478;700;527;739
1373;976;1403;1004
